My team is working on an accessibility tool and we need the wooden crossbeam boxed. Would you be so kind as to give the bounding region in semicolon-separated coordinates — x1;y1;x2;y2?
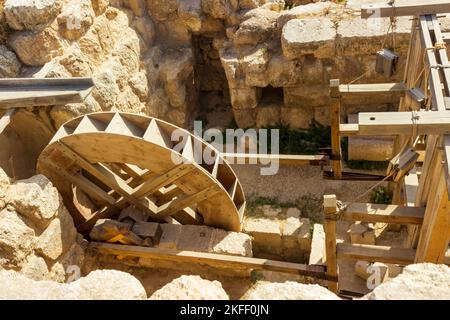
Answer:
340;111;450;136
329;203;425;225
0;77;94;109
221;153;327;166
337;243;417;265
89;242;333;281
339;83;406;94
361;0;450;19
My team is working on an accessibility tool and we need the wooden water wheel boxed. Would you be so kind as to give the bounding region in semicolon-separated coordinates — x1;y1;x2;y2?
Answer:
37;112;245;234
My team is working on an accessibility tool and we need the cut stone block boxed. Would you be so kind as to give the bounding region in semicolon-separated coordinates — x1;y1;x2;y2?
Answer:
277;1;337;28
282;18;336;59
157;223;183;249
286;207;301;219
349;222;376;245
176;225;214;252
355;260;388;283
210;229;253;257
309;224;325;265
118;206;148;223
131;222;162;244
89;219;142;245
244;217;282;257
280;106;314;129
284;85;330;108
230;87;261;110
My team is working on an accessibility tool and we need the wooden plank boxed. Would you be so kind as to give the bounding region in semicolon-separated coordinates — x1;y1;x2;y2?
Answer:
0;77;94;108
415;164;450;263
221;153;327;166
0;108;17;134
339;83;406;94
430;15;450;97
330;79;342;179
444;135;450;196
324;195;339;293
333;203;425;225
337;243;417;265
157;185;221;219
361;0;450;19
89;242;333;281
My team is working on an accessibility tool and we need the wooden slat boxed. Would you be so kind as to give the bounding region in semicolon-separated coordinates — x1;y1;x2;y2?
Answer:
361;0;450;18
157;185;221;218
330;79;342;179
89;242;332;281
337;243;417;265
339;83;406;94
143;119;173;148
0;108;17;134
222;153;327;166
324;195;339;293
334;203;425;225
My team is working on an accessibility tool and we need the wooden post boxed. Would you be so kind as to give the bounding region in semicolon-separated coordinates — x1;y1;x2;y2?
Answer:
324;194;339;293
330;79;342;179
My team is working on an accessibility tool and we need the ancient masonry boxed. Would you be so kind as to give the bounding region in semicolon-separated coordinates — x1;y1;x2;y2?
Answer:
0;0;450;300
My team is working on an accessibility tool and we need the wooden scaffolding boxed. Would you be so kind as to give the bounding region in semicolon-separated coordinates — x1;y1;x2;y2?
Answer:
325;0;450;293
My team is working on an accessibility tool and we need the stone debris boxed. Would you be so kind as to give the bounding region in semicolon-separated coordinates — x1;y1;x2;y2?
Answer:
349;222;376;245
242;281;341;300
149;275;229;300
0;269;147;300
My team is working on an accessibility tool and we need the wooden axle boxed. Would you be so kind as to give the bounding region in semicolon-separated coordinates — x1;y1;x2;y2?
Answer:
221;153;328;166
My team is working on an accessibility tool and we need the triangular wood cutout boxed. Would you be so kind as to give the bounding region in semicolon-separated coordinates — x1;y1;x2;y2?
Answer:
105;113;144;137
211;156;220;179
73;115;107;134
228;178;238;200
143;119;173;148
182;136;194;163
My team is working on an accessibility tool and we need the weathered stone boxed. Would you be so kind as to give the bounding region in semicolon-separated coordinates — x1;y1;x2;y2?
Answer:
5;175;60;230
57;0;95;40
0;269;147;299
58;49;95;76
35;206;77;261
178;0;203;32
177;225;214;252
309;224;325;265
202;0;234;20
243;217;282;257
230;87;261;110
126;0;147;16
91;0;110;16
149;275;229;300
234;8;279;46
349;136;395;161
0;45;21;78
9;26;64;66
48;238;85;282
49;96;102;129
355;261;388;282
157;223;183;249
282;18;336;59
210;228;253;257
4;0;63;31
20;254;49;281
362;263;450;300
284;85;330;108
349;222;376;245
131;222;162;241
133;16;155;45
146;0;178;21
0;209;35;268
282;217;311;249
243;281;341;300
232;108;256;128
277;2;336;29
112;29;141;74
119;206;148;223
128;71;149;101
0;167;10;192
280;106;313;129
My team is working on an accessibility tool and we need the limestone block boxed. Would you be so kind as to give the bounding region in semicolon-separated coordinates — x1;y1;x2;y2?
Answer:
210;228;253;257
280;106;314;129
256;205;282;218
309;224;325;265
232;108;256;128
157;223;183;249
178;0;203;32
176;225;214;252
282;18;336;59
4;0;63;31
230;87;261;110
234;8;279;46
146;0;179;21
119;206;148;223
277;2;337;29
20;254;49;281
256;103;281;128
129;71;149;101
283;85;330;108
243;217;282;257
57;0;95;40
202;0;234;20
243;281;340;300
57;49;94;77
0;209;35;268
125;0;147;16
5;175;60;229
0;45;21;78
349;222;376;245
92;0;110;16
133;16;155;45
355;260;388;282
131;222;162;245
282;217;311;250
302;56;326;85
9;26;64;66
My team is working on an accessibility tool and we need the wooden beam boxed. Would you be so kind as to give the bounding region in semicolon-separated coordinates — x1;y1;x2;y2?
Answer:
89;242;333;281
341;111;450;136
0;77;94;109
0;108;17;134
361;0;450;19
331;203;425;225
330;79;342;179
324;195;339;293
221;153;328;166
339;83;406;94
337;243;417;265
